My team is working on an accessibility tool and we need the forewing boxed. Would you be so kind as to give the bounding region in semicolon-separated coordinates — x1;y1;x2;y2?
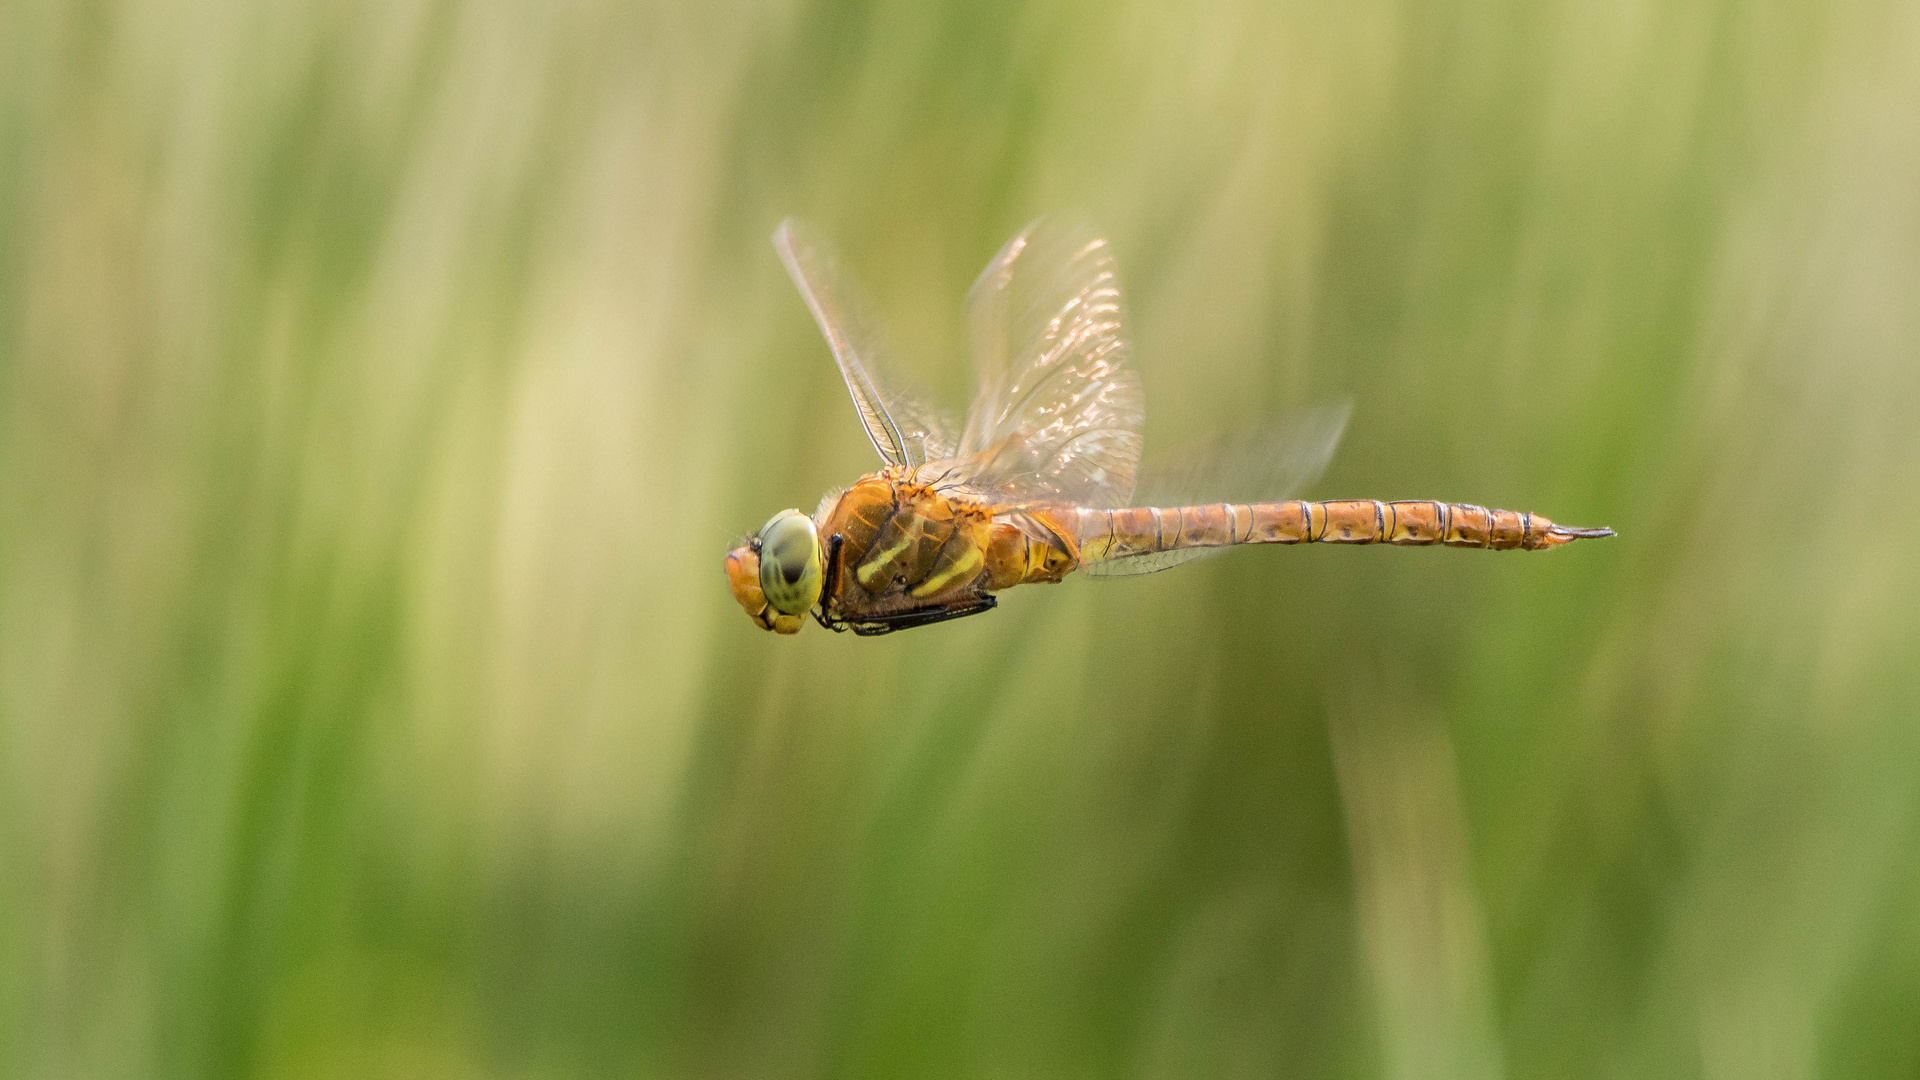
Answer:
1084;400;1350;579
955;221;1143;508
773;219;957;467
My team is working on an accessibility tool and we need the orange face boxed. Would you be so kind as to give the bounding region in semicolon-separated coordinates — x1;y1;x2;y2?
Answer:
725;542;804;634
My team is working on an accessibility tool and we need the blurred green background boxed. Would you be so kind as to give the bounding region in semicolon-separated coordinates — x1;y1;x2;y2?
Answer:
5;0;1920;1077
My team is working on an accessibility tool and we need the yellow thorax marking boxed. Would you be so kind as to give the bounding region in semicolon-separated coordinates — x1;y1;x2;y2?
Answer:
853;494;925;590
911;542;983;598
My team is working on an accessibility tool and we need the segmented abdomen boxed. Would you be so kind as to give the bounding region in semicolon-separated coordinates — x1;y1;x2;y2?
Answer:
1075;499;1611;564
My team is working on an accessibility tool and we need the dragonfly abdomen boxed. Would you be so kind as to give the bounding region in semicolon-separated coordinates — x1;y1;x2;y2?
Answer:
1290;499;1616;548
1077;499;1611;567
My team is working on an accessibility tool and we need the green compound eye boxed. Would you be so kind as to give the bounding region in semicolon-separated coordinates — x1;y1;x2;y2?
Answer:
757;509;823;616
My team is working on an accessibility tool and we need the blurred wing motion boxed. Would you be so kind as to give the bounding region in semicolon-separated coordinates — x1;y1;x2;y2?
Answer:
773;219;957;467
1086;400;1351;577
953;220;1144;508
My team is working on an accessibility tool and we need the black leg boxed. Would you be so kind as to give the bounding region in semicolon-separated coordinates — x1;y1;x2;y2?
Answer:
812;533;848;632
810;533;995;636
847;595;998;636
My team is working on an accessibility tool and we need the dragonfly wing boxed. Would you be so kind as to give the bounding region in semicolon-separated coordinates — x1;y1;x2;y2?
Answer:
1081;548;1218;578
1130;399;1350;507
1086;400;1350;578
955;220;1144;509
773;219;957;468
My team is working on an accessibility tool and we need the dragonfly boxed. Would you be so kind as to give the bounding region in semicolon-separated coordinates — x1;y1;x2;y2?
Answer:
727;218;1613;636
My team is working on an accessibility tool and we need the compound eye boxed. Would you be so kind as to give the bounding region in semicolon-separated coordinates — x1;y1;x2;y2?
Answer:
757;509;822;616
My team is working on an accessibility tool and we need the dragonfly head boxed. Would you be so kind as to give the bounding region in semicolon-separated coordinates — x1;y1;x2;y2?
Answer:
725;508;822;634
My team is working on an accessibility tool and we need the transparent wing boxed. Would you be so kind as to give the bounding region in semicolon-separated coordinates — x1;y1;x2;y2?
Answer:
1082;548;1217;578
1084;400;1351;579
772;219;957;468
1129;399;1349;507
953;220;1144;509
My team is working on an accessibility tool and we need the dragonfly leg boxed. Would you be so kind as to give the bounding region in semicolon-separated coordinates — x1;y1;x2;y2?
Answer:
847;595;997;636
811;531;996;635
812;533;849;632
